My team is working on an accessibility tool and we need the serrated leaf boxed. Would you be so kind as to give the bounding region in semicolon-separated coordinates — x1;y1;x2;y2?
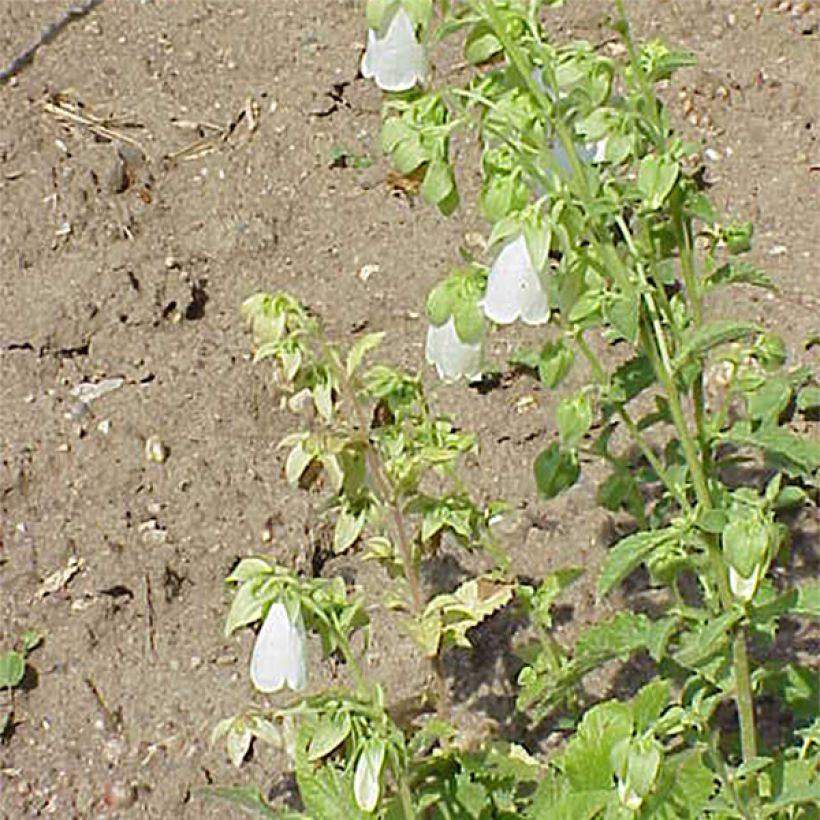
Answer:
706;261;775;292
674;610;742;668
194;785;285;818
597;528;677;600
721;423;820;477
673;321;761;371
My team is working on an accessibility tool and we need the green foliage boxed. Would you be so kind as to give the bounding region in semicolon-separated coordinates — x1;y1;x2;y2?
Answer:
207;1;818;817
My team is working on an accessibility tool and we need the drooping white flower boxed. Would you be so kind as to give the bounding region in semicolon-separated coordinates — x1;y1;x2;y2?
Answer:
482;235;550;326
250;601;308;693
354;739;386;813
361;5;427;92
425;316;483;382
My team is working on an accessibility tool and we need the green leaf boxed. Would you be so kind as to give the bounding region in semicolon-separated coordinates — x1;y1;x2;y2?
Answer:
426;280;455;325
194;785;284;818
0;651;24;688
563;701;633;790
632;679;670;733
606;354;655;408
761;784;820;817
721;423;820;477
286;443;314;486
307;713;352;761
722;221;754;254
637;156;679;209
464;22;501;64
722;508;772;578
537;340;575;388
392;134;428;175
333;508;365;554
224;578;277;636
296;760;366;820
452;298;485;344
534;443;580;499
606;290;639;343
227;557;274;584
421;158;455;206
674;610;742;668
794;582;820;618
20;629;43;653
745;375;792;423
597;528;677;600
797;385;820;413
673;321;761;371
346;333;385;377
556;393;592;448
227;720;253;767
706;261;775;292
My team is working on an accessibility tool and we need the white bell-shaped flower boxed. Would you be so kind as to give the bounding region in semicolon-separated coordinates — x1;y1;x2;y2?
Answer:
250;601;308;693
729;564;761;603
425;316;483;382
482;235;550;326
361;5;427;92
354;739;386;812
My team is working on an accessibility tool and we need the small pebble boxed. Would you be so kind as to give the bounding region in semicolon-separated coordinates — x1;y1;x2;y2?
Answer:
145;435;168;463
103;781;137;810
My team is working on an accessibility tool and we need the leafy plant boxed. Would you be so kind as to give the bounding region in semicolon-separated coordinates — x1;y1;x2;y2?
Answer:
208;1;819;816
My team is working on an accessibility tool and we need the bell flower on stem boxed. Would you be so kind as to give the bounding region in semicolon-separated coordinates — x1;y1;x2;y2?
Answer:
425;315;483;382
250;600;308;693
482;234;550;326
361;4;427;92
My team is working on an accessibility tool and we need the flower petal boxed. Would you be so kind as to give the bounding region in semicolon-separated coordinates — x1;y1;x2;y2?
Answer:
250;601;308;692
354;739;386;813
360;6;427;92
483;235;549;326
425;317;483;382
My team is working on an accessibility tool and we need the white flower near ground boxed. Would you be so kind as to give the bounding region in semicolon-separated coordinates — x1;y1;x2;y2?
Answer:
361;5;427;92
250;601;308;693
482;235;550;326
425;316;483;382
354;739;386;812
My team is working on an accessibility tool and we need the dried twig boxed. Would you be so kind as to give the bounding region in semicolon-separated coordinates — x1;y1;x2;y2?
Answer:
40;96;147;157
0;0;106;85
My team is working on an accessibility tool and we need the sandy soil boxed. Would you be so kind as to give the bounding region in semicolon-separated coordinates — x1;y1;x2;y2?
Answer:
0;0;817;816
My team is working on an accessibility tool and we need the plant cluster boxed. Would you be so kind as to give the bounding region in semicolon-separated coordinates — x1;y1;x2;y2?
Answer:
205;1;819;817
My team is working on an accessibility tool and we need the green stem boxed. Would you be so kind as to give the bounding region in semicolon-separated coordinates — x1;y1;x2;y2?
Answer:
638;319;758;766
574;332;689;513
